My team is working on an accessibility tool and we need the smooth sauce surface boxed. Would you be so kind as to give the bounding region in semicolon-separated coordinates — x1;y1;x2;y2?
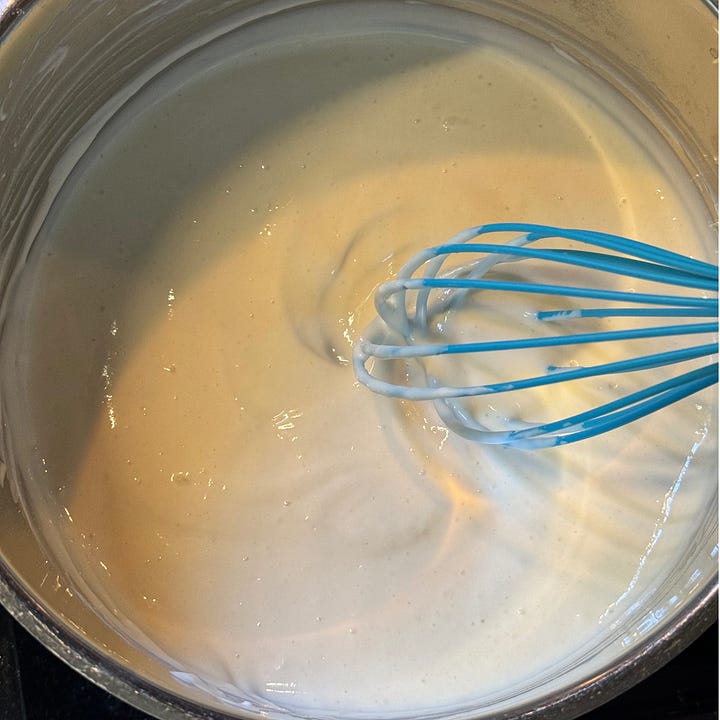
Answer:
8;3;717;716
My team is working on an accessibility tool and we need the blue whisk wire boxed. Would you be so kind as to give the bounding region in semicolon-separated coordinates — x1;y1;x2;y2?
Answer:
434;363;718;450
353;223;718;449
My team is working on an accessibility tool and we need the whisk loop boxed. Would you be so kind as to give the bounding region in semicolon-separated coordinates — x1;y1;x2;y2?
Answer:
353;223;718;449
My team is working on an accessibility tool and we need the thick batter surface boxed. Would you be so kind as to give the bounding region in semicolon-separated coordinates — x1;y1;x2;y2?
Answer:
5;3;716;717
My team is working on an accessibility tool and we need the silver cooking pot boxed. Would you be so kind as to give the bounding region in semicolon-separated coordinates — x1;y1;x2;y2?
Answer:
0;1;716;718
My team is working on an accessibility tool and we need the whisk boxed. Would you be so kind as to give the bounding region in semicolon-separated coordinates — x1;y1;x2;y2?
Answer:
352;223;718;449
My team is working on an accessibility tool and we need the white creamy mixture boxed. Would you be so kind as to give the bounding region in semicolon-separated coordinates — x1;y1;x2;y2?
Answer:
6;3;716;717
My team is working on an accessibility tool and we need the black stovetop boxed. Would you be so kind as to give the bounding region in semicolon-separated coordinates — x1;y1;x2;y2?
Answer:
0;604;716;720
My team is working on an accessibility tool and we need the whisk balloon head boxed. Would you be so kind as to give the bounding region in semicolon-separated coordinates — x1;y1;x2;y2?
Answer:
353;223;718;449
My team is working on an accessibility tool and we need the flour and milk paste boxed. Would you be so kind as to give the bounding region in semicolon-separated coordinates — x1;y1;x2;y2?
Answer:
6;3;717;716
